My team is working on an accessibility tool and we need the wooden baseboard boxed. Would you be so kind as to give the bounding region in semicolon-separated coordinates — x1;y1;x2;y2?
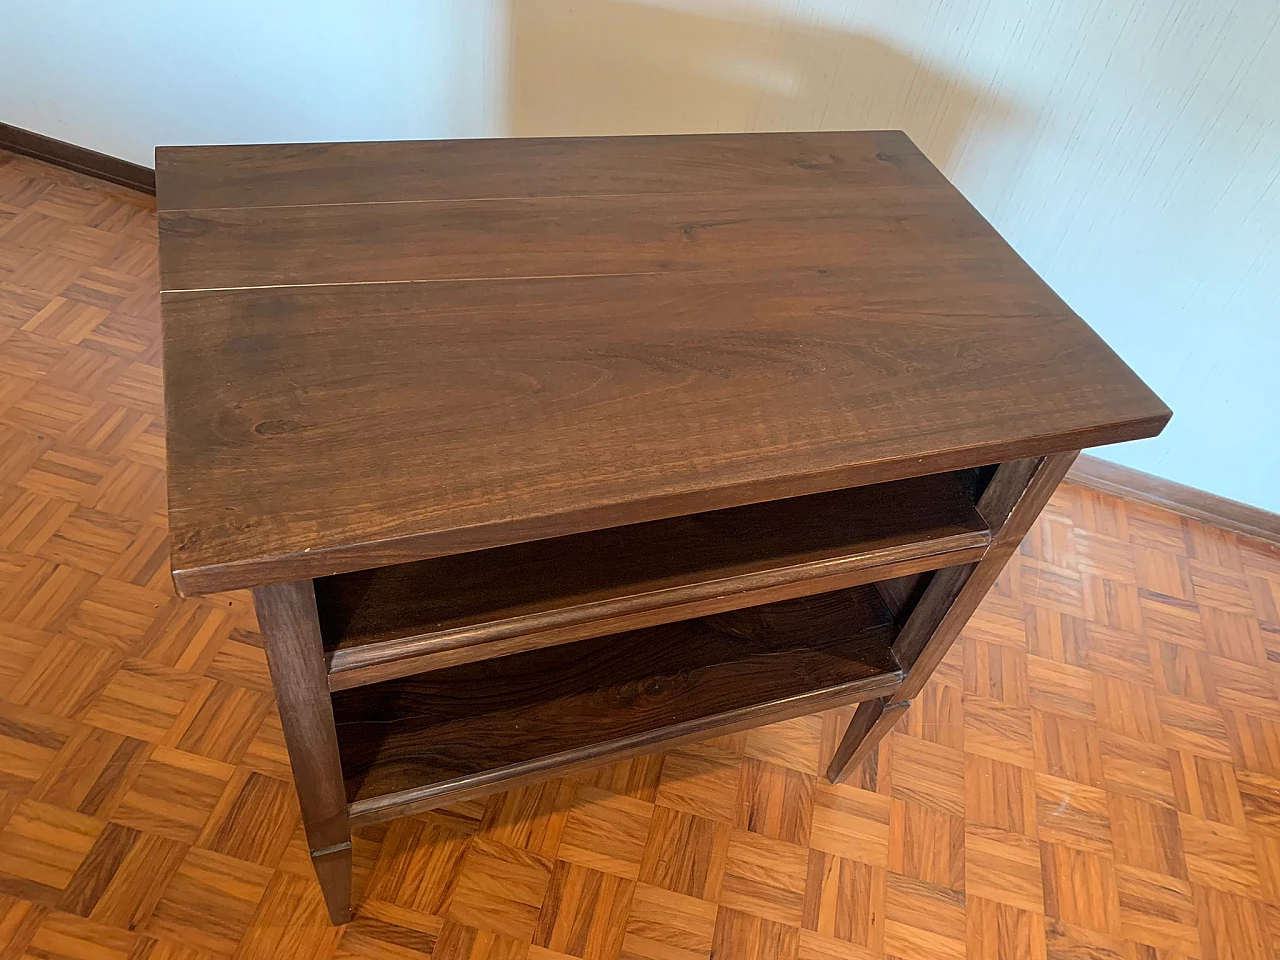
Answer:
1068;454;1280;549
0;121;155;194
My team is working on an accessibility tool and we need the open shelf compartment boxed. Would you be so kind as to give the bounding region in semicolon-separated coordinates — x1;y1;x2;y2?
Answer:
333;582;906;824
317;469;992;690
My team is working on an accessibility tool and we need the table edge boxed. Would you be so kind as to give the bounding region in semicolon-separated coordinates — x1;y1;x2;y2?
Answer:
170;410;1168;596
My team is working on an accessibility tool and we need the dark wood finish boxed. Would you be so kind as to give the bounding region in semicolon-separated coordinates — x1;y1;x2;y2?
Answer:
826;696;910;784
156;133;1170;923
872;572;932;622
898;451;1079;701
159;188;1007;290
350;666;906;828
976;456;1045;535
1069;453;1280;547
319;472;989;689
333;585;901;824
154;130;940;209
0;121;156;193
890;563;976;669
891;457;1044;674
157;132;1170;595
329;551;981;690
309;844;353;927
888;458;1044;671
251;581;352;924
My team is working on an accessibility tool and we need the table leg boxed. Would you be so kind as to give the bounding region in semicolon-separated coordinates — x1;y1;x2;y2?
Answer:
253;580;353;925
826;696;909;783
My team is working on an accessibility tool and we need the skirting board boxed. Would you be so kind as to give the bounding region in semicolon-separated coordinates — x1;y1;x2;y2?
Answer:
1068;454;1280;549
0;121;155;194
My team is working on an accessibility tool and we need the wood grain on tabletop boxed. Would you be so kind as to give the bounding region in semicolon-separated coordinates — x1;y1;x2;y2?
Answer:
154;131;1169;595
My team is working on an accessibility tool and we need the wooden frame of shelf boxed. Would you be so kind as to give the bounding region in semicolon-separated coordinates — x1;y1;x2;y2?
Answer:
157;132;1170;925
253;451;1079;923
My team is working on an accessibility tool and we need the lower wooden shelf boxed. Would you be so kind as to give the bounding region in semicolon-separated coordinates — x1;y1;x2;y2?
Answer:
333;583;904;825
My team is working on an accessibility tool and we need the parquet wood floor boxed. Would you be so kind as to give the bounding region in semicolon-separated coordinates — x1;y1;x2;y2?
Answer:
1;148;1278;960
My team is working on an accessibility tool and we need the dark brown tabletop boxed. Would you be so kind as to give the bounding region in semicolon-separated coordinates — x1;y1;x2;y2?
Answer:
156;131;1169;595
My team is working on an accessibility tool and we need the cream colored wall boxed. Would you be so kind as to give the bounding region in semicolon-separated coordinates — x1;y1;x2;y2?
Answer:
0;1;496;161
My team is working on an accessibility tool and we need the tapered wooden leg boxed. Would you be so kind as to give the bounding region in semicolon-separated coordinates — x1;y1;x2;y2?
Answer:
311;841;353;923
254;580;353;925
827;696;909;784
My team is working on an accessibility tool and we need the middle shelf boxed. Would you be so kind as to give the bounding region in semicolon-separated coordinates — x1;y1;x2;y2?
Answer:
319;469;991;689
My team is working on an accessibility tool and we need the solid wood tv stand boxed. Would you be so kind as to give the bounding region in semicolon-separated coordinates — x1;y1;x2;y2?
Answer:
155;131;1170;924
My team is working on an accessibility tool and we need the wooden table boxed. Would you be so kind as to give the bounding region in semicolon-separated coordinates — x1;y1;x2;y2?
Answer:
155;131;1169;924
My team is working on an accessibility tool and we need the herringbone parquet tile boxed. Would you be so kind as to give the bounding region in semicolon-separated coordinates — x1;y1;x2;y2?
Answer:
1;147;1279;960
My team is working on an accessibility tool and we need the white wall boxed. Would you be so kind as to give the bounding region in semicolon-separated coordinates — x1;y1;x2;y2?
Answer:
3;0;1277;511
0;0;506;160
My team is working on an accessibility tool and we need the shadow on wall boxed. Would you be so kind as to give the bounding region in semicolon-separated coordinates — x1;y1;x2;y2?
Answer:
506;0;1032;173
